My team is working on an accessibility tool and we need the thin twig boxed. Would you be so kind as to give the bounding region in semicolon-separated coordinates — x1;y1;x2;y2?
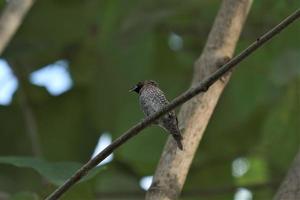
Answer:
46;9;300;200
18;84;42;157
17;75;42;157
10;63;43;157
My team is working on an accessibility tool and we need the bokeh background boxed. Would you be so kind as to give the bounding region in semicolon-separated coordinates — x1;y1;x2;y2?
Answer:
0;0;299;199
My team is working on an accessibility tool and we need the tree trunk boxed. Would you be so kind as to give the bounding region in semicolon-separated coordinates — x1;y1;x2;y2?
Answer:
146;0;253;199
274;150;300;200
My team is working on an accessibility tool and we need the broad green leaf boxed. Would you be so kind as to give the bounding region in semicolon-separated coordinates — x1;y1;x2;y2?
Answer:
0;156;105;186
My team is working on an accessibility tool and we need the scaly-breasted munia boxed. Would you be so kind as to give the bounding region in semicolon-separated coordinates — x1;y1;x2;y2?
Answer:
130;80;183;150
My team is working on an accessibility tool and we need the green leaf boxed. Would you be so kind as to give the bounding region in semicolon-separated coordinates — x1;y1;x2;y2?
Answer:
10;191;39;200
0;156;105;186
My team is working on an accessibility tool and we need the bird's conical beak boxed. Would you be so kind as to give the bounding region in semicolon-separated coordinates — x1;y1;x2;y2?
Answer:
129;85;138;92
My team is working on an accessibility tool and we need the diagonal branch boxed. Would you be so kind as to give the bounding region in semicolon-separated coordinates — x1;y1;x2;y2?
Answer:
146;0;253;199
45;8;300;200
0;0;35;55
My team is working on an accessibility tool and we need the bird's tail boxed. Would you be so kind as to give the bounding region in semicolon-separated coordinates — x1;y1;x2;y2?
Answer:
172;133;183;150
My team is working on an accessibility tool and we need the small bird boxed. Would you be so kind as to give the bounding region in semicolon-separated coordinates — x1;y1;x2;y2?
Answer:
130;80;183;150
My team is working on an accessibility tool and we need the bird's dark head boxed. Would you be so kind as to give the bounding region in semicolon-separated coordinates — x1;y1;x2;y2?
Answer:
129;80;158;94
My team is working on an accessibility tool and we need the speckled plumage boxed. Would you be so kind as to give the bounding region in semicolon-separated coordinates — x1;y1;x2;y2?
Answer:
130;80;183;150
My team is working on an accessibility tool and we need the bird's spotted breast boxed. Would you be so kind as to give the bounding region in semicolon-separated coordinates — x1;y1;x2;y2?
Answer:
134;82;183;150
139;85;168;116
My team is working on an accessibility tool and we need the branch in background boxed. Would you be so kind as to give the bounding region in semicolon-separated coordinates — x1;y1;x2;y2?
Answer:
146;0;253;199
0;0;37;154
95;181;278;199
0;191;10;200
0;0;34;55
274;149;300;200
45;8;300;200
11;64;42;157
18;82;42;157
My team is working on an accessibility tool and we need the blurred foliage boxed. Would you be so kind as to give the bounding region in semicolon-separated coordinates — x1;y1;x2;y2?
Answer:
0;0;299;199
0;156;105;186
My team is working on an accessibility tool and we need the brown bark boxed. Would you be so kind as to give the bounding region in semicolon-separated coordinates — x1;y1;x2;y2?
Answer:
146;0;253;199
0;0;34;55
274;150;300;200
